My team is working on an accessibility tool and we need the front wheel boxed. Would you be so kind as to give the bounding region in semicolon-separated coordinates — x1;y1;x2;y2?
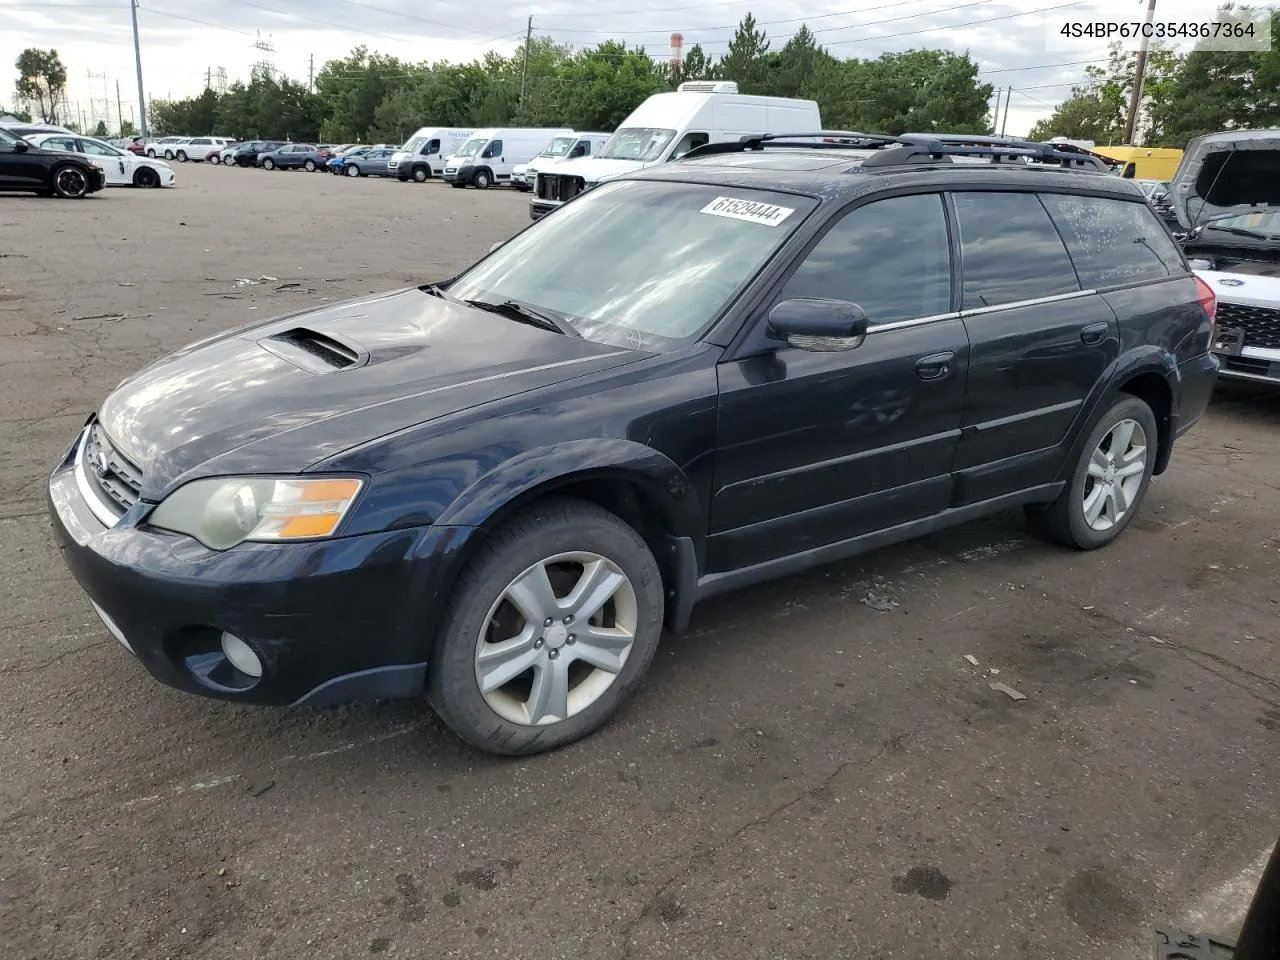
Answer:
412;166;429;182
345;164;360;177
473;168;491;189
51;164;90;199
163;150;174;160
1025;394;1158;550
428;497;664;756
132;166;160;188
303;159;316;172
176;150;188;162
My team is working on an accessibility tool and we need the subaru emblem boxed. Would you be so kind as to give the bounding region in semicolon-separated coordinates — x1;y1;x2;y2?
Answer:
1218;278;1244;287
92;449;110;478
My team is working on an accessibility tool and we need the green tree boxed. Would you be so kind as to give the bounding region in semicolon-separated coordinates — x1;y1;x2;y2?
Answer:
557;42;667;130
673;43;712;85
119;119;137;137
15;48;68;123
91;119;108;137
718;14;772;93
771;26;835;100
315;46;413;142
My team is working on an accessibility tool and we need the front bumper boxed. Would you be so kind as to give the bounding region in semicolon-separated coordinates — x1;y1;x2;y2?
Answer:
442;164;472;184
530;198;559;220
88;169;107;194
46;424;475;707
1211;340;1280;386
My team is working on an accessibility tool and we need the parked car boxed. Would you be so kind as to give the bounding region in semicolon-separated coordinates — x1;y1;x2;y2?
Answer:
258;143;327;171
146;137;187;160
169;136;236;162
26;133;175;188
388;127;474;182
45;132;1219;756
444;126;573;189
326;144;370;174
231;140;284;167
126;137;147;156
1171;129;1280;388
0;125;106;197
340;147;396;177
2;121;76;139
512;132;611;191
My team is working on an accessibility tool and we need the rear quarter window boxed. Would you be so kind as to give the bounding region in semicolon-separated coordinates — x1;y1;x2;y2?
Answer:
1040;193;1185;287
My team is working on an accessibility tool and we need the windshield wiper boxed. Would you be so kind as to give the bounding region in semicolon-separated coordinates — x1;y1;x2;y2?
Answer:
462;298;581;337
1204;224;1280;241
423;282;455;301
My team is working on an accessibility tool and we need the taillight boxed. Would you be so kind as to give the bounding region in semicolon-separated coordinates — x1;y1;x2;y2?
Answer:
1193;274;1216;333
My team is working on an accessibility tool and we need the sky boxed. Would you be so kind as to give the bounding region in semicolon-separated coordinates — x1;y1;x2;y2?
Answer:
0;0;1247;137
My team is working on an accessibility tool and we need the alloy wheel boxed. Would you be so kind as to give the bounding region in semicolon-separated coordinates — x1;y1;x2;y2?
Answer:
474;552;637;726
1082;418;1147;532
54;167;88;198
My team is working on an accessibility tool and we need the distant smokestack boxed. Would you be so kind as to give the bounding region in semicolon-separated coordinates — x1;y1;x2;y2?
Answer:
670;33;684;69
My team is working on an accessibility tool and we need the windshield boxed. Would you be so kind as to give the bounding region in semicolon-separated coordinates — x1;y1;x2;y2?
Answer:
540;136;576;158
597;128;677;162
1208;210;1280;238
446;180;815;350
455;136;486;158
401;137;424;153
0;127;19;146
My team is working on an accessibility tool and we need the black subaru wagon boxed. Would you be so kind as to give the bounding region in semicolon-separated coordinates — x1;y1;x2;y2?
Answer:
47;133;1220;755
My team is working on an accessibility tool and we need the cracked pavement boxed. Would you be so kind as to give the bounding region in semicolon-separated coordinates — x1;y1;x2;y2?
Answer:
2;165;1279;959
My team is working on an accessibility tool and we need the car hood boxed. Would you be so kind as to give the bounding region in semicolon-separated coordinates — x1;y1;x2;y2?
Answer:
1169;130;1280;241
97;288;640;499
543;157;648;184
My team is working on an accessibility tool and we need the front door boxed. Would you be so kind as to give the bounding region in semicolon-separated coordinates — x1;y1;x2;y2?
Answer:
709;192;969;573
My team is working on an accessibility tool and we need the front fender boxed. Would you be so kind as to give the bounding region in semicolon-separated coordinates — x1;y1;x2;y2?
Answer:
433;438;704;542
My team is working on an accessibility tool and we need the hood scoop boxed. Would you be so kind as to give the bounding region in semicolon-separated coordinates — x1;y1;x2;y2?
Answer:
258;327;366;373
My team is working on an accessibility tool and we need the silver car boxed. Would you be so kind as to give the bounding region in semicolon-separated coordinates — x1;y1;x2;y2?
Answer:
341;147;395;178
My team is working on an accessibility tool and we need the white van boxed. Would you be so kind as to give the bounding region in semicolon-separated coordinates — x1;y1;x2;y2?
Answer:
529;81;821;219
443;127;573;189
389;127;474;182
512;131;612;191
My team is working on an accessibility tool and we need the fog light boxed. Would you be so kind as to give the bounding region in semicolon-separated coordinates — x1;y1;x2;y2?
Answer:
220;632;262;678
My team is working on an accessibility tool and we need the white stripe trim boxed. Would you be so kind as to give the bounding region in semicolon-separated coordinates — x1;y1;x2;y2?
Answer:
72;427;123;529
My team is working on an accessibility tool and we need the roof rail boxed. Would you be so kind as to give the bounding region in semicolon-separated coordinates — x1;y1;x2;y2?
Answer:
862;133;1111;171
680;131;902;159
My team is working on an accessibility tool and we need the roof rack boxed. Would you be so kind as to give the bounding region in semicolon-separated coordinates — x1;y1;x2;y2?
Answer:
861;133;1111;171
679;130;1111;172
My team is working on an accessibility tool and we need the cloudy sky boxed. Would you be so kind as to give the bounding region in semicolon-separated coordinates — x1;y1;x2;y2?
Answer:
1;0;1232;136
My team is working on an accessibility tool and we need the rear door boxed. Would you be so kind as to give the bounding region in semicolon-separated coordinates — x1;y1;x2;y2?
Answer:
710;191;969;572
948;190;1119;503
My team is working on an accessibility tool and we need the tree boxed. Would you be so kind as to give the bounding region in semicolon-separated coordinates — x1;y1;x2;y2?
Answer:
718;14;772;93
315;47;412;142
91;120;108;138
120;119;138;137
771;26;835;100
557;42;667;130
674;44;712;85
15;48;68;123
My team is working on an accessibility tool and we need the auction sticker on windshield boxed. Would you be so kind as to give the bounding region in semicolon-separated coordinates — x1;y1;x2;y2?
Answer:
699;196;795;226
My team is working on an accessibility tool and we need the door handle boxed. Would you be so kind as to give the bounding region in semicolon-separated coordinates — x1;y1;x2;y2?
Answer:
915;351;955;381
1080;322;1109;345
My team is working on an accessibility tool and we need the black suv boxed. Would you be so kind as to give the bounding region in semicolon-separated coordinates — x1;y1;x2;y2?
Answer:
46;133;1219;755
0;126;106;198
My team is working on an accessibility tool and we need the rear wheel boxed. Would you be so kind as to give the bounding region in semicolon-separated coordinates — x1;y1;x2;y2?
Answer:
303;159;317;172
132;167;160;188
428;497;664;756
51;164;90;199
1025;394;1158;550
262;158;275;170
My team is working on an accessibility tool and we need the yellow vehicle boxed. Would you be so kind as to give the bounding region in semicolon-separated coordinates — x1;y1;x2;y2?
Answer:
1088;145;1184;180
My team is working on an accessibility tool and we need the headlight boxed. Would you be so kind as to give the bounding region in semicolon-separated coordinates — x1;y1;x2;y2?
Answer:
149;476;364;550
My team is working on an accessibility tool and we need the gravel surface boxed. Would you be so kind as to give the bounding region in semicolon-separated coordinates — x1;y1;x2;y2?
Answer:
2;163;1279;960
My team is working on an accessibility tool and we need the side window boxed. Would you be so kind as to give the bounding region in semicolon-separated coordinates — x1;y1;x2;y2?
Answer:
671;131;709;160
780;193;952;325
482;140;502;159
45;137;79;153
952;192;1080;309
570;140;589;158
81;140;115;156
424;139;439;155
1040;193;1183;287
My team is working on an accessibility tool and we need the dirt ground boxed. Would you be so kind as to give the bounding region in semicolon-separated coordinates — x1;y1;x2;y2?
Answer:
2;163;1279;960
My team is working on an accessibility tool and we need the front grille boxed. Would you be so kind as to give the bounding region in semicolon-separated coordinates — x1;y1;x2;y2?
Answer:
535;173;584;203
1217;302;1280;350
82;423;143;515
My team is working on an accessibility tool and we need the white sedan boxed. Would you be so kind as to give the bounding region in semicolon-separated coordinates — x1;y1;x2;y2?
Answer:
27;133;176;188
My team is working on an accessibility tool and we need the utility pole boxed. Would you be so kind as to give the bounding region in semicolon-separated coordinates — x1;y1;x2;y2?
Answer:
116;79;123;135
130;0;148;137
992;86;1006;134
308;53;314;91
519;15;532;106
206;66;212;90
1000;85;1011;136
1123;0;1158;145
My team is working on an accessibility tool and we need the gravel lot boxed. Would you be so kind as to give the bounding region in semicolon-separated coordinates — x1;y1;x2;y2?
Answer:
2;163;1279;960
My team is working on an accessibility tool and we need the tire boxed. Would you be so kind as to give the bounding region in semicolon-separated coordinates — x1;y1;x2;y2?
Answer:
224;154;236;165
412;165;429;182
428;497;664;756
146;149;156;158
163;150;174;160
262;158;275;170
304;159;316;172
346;164;360;177
1025;394;1158;550
51;164;90;199
176;150;188;162
473;168;491;189
132;166;160;188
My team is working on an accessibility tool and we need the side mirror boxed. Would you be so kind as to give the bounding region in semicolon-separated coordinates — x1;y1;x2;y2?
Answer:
766;298;868;351
14;140;29;153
